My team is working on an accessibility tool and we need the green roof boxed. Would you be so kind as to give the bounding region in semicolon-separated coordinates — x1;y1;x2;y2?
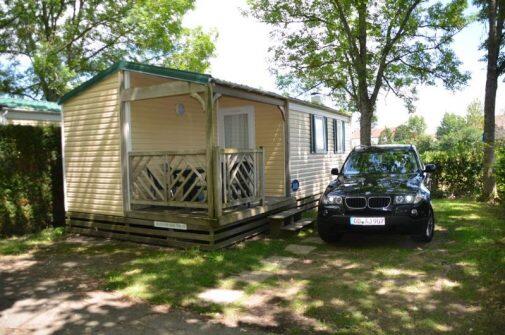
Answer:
57;60;350;118
58;61;212;104
0;97;60;113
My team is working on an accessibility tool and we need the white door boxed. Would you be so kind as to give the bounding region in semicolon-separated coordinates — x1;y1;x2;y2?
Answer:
218;106;255;149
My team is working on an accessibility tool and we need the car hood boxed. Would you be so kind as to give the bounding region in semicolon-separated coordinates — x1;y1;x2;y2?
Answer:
326;173;423;196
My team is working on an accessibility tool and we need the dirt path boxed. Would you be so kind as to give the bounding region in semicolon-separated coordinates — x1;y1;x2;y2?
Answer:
0;237;269;335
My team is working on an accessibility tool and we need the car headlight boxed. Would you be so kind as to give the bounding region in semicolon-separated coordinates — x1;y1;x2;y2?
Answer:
395;192;425;204
395;194;414;204
414;192;426;204
322;194;343;205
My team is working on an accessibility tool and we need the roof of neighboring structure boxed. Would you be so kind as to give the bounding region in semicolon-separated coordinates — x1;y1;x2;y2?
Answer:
351;127;396;140
58;61;349;117
0;96;60;113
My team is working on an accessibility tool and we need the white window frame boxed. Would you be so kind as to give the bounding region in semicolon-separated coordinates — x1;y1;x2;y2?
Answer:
340;120;346;152
311;114;327;154
217;105;256;149
334;119;346;154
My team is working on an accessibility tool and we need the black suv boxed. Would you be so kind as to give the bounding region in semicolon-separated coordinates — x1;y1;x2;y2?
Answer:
317;144;437;243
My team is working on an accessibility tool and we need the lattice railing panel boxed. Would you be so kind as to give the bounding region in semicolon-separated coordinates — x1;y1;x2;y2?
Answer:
129;151;208;208
219;148;264;208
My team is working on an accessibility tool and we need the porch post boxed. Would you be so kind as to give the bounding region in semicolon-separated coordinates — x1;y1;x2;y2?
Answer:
206;84;216;218
283;100;291;197
119;70;132;213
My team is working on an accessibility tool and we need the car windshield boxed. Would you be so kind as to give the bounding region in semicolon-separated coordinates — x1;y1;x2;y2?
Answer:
342;149;420;175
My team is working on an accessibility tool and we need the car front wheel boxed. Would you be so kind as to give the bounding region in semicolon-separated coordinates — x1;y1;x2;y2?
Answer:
411;210;435;243
317;219;343;243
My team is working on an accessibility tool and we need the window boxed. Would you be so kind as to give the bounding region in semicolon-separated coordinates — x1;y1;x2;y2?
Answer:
341;120;346;152
334;120;346;153
342;149;420;175
310;115;327;153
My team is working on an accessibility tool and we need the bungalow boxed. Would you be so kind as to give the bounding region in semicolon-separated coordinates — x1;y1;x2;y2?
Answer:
0;97;61;126
58;61;351;249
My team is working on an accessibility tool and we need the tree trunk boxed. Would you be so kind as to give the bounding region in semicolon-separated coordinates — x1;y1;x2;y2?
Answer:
359;100;373;146
482;0;499;201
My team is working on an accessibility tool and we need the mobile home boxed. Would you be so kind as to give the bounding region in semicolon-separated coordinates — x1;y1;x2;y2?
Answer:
59;61;351;249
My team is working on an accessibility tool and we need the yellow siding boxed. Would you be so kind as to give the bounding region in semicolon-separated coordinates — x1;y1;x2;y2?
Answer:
219;97;286;197
289;110;351;199
130;95;206;151
130;71;174;87
62;73;123;216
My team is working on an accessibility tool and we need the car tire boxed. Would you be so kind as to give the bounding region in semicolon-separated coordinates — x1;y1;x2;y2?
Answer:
411;210;435;243
317;220;343;243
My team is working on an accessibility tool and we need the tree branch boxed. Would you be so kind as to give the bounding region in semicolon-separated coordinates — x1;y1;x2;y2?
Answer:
370;0;422;104
330;0;359;69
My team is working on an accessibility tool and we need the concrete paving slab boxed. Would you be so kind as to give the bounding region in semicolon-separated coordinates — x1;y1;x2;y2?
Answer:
301;236;324;245
232;270;272;283
260;256;297;268
197;289;245;304
284;244;316;255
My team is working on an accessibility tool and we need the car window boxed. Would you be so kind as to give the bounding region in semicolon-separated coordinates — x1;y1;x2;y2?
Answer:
342;149;420;175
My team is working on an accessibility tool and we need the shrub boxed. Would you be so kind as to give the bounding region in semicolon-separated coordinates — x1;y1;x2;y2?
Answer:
0;125;64;237
422;143;483;198
496;140;505;199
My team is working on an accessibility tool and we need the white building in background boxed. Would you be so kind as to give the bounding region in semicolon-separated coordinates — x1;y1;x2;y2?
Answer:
0;96;61;126
351;128;389;147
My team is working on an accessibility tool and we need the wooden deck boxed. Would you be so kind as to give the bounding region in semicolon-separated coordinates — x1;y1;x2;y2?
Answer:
127;196;294;225
67;196;296;250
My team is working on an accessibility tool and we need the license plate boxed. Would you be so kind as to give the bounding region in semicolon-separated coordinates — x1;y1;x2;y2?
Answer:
350;217;386;226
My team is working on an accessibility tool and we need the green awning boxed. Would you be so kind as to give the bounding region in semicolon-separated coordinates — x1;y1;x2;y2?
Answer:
0;97;60;113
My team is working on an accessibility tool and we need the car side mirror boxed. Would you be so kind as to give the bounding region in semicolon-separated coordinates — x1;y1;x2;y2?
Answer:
424;164;436;173
331;168;339;175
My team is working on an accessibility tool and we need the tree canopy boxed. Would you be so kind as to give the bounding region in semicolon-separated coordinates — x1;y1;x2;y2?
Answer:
394;115;427;143
0;0;216;101
436;100;484;151
247;0;470;145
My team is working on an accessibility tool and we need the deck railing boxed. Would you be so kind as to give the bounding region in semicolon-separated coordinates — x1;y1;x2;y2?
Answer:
216;148;265;210
128;150;208;209
128;147;265;213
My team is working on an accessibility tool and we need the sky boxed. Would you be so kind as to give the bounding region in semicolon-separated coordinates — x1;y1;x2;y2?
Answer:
184;0;505;134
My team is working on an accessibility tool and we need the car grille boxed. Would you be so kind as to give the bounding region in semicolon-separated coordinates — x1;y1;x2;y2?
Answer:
368;196;391;208
345;197;367;209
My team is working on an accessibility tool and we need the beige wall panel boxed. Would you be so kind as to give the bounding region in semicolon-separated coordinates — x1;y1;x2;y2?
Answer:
62;73;123;216
219;96;285;197
289;110;351;199
130;94;207;151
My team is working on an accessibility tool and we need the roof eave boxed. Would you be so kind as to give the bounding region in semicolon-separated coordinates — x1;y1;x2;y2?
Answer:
58;61;212;104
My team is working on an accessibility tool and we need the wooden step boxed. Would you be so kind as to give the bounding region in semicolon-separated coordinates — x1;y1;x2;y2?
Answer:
280;218;315;231
268;203;317;220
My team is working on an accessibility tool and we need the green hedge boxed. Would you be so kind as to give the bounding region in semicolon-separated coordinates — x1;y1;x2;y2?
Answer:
496;140;505;199
0;125;64;237
422;141;505;199
422;144;483;198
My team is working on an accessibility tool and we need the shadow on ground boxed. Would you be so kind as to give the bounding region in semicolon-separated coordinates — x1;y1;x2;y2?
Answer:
219;200;505;334
0;236;271;335
1;199;503;335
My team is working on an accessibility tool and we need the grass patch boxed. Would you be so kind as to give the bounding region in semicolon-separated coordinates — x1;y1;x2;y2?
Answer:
276;199;505;334
0;227;65;255
3;199;503;334
101;238;292;308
